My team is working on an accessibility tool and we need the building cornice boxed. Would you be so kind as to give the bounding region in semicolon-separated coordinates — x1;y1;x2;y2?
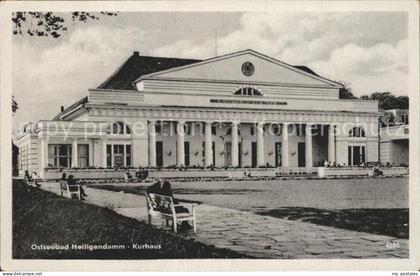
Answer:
140;77;338;90
86;104;378;124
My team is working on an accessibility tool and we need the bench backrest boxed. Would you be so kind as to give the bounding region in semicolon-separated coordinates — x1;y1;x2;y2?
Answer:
59;180;68;190
146;193;175;215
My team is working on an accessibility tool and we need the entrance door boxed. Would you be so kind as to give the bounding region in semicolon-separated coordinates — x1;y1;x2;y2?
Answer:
298;142;305;167
224;142;232;166
212;142;216;166
275;142;282;167
251;142;257;167
113;145;124;168
353;146;361;165
156;141;163;167
348;145;366;165
184;141;190;166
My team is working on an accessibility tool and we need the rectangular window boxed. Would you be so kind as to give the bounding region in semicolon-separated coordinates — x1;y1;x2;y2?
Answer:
250;126;255;136
48;144;72;168
126;145;132;167
106;145;112;167
78;144;89;168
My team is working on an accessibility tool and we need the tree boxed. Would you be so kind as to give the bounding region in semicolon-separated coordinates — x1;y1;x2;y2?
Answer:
12;12;117;38
396;96;409;109
359;92;409;110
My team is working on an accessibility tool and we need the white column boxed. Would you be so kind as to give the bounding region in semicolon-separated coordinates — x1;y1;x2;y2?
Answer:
328;124;336;163
123;144;127;167
101;139;107;168
305;124;313;168
204;122;213;167
88;139;94;167
39;137;48;174
257;122;265;166
148;121;156;167
282;123;289;167
231;122;239;167
72;139;78;168
177;121;185;167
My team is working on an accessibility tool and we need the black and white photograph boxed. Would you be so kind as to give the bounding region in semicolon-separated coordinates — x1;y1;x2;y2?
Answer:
1;0;419;272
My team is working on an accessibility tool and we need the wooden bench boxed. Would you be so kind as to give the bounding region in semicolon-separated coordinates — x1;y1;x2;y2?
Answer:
145;193;197;234
59;180;81;200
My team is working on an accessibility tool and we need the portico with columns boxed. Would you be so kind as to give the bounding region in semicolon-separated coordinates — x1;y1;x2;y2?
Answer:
16;49;380;177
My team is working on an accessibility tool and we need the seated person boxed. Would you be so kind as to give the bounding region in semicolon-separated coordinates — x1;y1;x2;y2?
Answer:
124;170;132;182
147;179;189;214
67;175;88;200
24;170;41;187
24;170;31;182
31;172;41;187
244;169;251;177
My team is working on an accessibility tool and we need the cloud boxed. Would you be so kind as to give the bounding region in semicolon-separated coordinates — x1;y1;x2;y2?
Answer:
151;12;408;96
309;39;408;95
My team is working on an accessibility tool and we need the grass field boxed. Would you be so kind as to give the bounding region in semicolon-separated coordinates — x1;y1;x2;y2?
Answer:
256;207;408;239
12;180;247;259
92;177;409;239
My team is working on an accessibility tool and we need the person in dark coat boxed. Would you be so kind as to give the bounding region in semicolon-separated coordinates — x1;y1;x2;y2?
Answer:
67;175;88;200
146;179;189;214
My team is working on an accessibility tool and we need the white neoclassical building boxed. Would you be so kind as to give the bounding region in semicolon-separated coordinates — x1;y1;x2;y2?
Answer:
16;49;380;178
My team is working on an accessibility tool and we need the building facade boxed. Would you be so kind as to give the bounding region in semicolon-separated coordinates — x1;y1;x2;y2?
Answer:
379;109;409;166
16;49;380;178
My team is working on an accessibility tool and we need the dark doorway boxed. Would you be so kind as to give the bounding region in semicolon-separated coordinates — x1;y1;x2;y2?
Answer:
275;142;282;167
348;145;365;166
251;142;257;167
298;142;305;167
212;142;216;166
156;141;163;167
184;141;190;166
224;142;232;166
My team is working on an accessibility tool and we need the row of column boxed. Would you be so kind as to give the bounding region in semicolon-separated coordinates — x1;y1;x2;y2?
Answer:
147;121;336;168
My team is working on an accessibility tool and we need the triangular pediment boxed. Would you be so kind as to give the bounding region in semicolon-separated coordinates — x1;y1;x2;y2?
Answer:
137;49;340;87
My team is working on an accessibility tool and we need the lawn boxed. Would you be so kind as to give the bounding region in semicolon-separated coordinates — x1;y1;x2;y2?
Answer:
91;177;409;239
12;180;247;259
256;207;408;239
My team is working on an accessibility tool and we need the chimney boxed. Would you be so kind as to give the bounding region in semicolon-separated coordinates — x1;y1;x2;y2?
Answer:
60;106;64;112
133;51;139;56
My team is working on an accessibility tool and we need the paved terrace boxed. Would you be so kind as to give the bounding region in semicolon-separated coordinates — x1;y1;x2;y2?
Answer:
40;182;408;259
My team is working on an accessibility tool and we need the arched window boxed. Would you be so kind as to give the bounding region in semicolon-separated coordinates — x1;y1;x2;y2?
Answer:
108;122;131;135
234;87;262;96
349;127;365;137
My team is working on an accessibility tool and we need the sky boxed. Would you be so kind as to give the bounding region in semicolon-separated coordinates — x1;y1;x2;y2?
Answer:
12;12;408;132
